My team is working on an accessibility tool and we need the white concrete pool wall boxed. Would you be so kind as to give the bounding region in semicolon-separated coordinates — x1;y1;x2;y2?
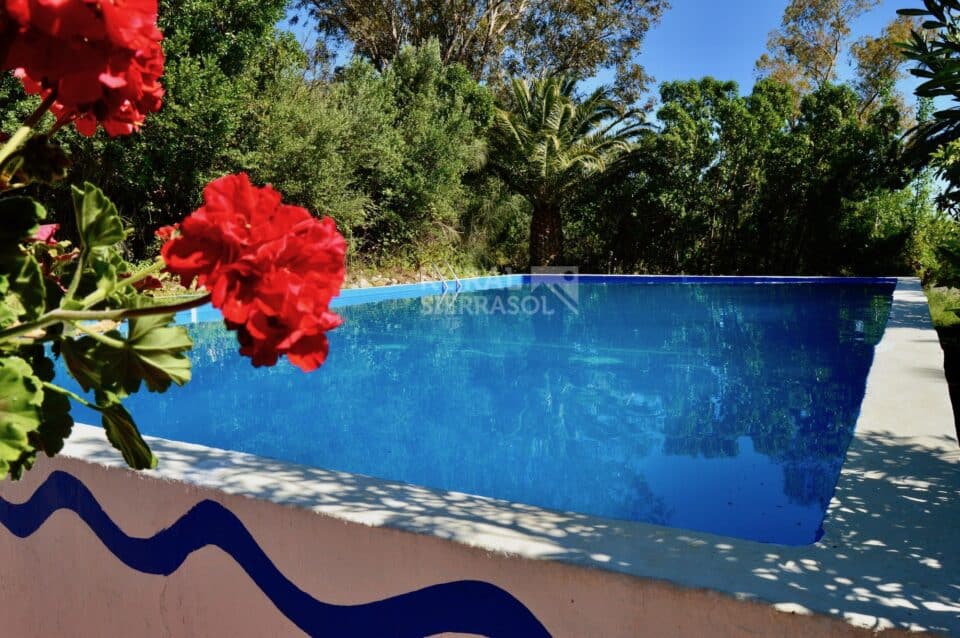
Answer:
0;277;957;637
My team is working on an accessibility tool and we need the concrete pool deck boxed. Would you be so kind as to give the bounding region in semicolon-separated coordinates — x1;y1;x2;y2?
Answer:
1;277;957;636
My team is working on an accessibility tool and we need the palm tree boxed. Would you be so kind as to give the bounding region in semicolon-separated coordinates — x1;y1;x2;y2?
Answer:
899;1;960;211
488;76;643;266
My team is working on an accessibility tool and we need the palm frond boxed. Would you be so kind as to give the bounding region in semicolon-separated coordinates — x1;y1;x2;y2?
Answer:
488;75;638;207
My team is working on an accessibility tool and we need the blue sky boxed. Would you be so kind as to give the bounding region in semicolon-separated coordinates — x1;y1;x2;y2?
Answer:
637;0;918;97
283;1;922;104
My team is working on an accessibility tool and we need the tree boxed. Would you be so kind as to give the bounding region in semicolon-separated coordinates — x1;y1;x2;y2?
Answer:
341;41;494;254
488;76;642;266
758;84;908;273
851;15;915;121
500;0;669;102
294;1;528;74
294;0;669;102
900;0;960;212
4;16;497;265
757;0;879;95
898;1;960;287
238;41;494;257
565;77;912;275
569;78;798;274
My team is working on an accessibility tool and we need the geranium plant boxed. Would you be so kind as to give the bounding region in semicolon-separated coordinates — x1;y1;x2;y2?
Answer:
0;0;346;479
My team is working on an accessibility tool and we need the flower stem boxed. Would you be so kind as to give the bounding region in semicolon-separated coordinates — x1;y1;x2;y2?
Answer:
76;259;165;308
0;293;212;343
42;382;102;412
48;113;75;136
64;253;86;302
72;322;126;349
0;126;32;172
0;92;58;170
24;92;58;129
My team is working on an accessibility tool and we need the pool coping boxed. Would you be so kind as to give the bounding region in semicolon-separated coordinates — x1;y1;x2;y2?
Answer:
171;274;899;320
60;276;960;636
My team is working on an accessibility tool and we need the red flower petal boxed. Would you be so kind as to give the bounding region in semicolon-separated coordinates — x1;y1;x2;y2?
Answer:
161;174;347;370
154;223;179;242
31;223;59;245
4;0;165;137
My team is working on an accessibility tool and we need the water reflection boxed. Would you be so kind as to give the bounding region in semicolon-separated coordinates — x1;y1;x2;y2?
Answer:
68;283;893;545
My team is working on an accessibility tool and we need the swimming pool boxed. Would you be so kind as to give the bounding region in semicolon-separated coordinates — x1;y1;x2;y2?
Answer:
67;276;896;546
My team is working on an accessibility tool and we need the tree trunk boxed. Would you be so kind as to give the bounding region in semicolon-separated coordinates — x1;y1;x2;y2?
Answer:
529;203;563;267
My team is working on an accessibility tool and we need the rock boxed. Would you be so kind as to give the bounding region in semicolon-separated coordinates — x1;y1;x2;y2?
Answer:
359;278;371;288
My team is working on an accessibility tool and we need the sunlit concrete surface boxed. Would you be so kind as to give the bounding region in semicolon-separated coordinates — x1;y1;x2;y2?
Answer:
1;277;955;636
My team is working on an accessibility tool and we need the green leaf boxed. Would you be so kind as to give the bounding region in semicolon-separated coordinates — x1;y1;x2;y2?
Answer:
33;350;74;458
72;183;126;249
20;348;73;458
1;252;45;321
60;314;192;398
86;246;127;300
99;400;156;470
60;335;110;393
15;135;71;185
0;356;43;478
0;198;47;322
0;273;15;330
34;384;73;457
6;449;36;481
123;314;193;392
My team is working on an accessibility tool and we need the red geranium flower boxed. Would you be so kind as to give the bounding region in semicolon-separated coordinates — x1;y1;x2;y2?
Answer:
2;0;164;137
161;174;347;372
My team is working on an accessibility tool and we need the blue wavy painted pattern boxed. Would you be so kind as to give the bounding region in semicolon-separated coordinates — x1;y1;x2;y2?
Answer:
0;471;551;637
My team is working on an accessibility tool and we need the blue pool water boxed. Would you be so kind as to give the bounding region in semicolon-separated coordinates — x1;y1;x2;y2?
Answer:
67;279;894;545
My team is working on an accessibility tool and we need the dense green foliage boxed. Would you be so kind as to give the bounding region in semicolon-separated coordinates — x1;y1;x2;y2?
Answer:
237;40;493;259
569;79;922;275
3;0;957;279
1;1;495;265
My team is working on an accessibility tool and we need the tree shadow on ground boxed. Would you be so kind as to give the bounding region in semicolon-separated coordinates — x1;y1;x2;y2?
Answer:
66;424;960;635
